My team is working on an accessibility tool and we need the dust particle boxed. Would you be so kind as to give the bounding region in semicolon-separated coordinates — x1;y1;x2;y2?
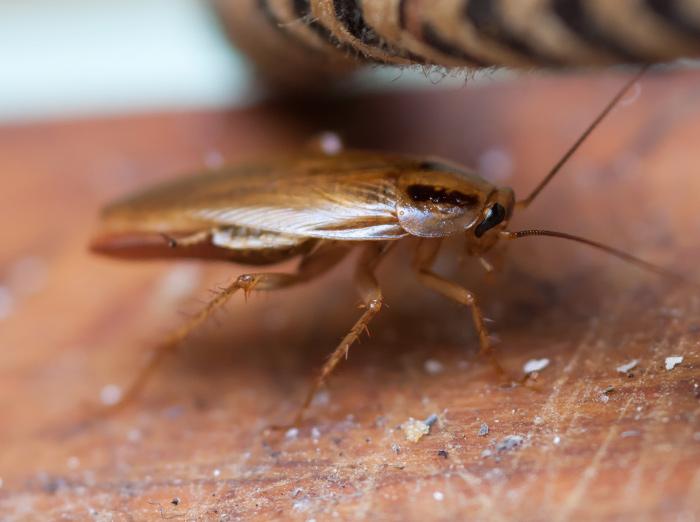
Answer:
171;498;180;506
285;428;299;440
478;423;489;437
437;449;448;459
496;435;525;452
433;491;445;501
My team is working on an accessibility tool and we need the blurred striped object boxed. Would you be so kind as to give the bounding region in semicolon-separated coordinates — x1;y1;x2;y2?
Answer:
215;0;700;87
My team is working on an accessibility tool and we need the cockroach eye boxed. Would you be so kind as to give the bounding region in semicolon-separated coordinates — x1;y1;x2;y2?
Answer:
474;203;506;238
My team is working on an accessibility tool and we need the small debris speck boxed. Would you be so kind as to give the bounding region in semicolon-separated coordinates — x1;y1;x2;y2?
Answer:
99;384;122;406
553;435;561;445
481;449;493;458
616;359;639;374
212;469;221;478
171;498;180;506
311;427;321;440
403;418;431;442
533;416;544;426
478;423;489;437
523;358;550;374
424;413;439;427
291;488;303;498
437;449;448;459
285;428;299;440
433;491;444;502
496;435;525;452
391;443;401;454
424;359;445;375
665;356;683;371
621;430;640;438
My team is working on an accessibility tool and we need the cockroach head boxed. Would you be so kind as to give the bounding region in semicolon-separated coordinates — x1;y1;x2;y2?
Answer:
396;160;514;252
467;186;515;253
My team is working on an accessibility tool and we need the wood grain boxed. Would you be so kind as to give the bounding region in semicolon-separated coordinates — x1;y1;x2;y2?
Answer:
0;70;699;521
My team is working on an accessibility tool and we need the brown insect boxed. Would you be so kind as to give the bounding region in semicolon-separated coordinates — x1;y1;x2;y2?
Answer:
91;68;675;425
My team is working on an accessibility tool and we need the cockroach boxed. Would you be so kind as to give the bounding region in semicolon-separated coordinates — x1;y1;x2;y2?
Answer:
91;68;678;425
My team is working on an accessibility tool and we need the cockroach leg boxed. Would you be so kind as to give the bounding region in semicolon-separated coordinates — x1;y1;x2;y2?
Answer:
98;242;349;418
414;240;507;378
293;242;390;426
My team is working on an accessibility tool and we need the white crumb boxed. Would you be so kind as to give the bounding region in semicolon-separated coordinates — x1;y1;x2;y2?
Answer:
403;417;431;442
665;356;683;371
523;358;550;374
285;428;299;440
433;491;444;502
616;359;639;374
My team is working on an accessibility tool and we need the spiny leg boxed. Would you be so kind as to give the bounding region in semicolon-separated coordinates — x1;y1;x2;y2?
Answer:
100;242;349;417
413;240;506;377
293;242;390;426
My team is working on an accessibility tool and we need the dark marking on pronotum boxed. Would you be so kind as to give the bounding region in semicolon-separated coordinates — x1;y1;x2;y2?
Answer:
407;184;479;207
464;0;561;65
551;0;647;62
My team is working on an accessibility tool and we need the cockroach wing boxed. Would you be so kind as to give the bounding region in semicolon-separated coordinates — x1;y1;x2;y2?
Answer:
97;154;414;241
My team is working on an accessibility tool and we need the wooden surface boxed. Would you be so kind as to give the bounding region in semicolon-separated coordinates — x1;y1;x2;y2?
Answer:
1;71;699;521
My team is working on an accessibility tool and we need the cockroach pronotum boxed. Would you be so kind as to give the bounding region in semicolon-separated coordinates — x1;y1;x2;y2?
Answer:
91;68;681;425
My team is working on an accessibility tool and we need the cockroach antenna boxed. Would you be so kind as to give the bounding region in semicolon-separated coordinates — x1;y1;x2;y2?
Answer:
500;229;687;284
518;65;650;209
506;65;691;286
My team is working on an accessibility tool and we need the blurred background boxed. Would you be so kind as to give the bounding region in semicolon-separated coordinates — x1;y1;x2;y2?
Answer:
0;0;477;124
0;0;250;122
